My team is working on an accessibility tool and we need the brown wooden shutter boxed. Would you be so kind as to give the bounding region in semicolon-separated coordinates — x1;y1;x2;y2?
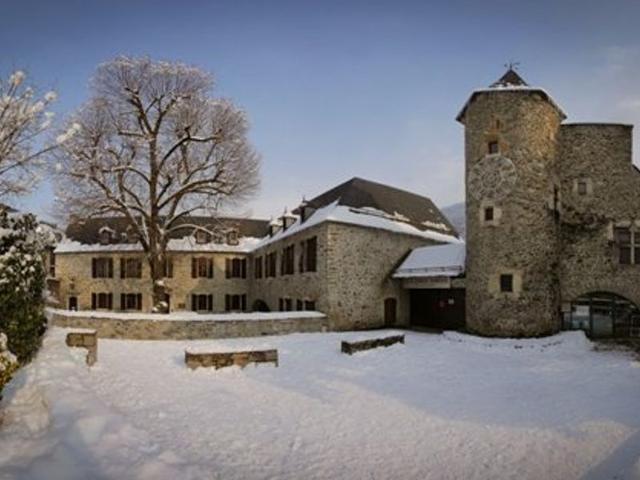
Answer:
241;294;246;312
108;259;114;278
225;294;230;311
108;293;113;309
225;258;231;278
91;293;96;309
137;293;142;310
120;258;125;278
208;259;214;278
120;293;126;310
92;258;97;278
241;259;246;279
207;294;213;311
191;294;197;311
191;258;197;278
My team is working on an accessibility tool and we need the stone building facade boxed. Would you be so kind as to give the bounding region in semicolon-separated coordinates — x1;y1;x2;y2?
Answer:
458;69;640;338
51;177;460;330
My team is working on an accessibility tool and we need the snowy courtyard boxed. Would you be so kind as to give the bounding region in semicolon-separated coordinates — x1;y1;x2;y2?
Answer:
1;328;640;480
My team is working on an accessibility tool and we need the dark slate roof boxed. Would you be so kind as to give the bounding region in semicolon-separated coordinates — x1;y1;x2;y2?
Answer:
490;68;528;88
300;177;458;236
66;215;270;244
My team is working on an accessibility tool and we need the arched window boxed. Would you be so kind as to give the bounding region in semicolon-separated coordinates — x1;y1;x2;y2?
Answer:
563;292;640;338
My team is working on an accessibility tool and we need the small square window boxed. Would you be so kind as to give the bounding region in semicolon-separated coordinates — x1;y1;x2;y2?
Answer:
500;274;513;293
488;141;499;154
484;207;494;222
577;181;588;195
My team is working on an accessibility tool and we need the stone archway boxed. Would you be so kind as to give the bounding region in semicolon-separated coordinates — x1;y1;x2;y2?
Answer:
563;291;640;338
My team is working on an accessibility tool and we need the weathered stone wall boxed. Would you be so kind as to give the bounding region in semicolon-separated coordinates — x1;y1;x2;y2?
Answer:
463;90;563;336
55;251;249;313
324;223;436;330
557;124;640;306
248;223;329;314
48;311;328;340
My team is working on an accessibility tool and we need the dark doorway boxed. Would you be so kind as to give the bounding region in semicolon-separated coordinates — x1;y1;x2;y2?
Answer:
384;298;397;326
410;289;465;330
68;296;78;311
252;299;270;312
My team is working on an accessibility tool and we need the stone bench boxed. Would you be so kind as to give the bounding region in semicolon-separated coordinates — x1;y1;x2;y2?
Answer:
185;349;278;370
341;334;405;355
66;330;98;366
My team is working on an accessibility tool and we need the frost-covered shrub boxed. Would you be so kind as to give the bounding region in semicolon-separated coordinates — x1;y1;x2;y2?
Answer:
0;332;18;396
0;209;53;362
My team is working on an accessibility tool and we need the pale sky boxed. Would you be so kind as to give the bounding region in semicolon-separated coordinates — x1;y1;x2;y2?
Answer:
2;0;640;222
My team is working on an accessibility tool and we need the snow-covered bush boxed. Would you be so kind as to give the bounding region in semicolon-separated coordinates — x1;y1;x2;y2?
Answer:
0;209;53;362
0;332;18;396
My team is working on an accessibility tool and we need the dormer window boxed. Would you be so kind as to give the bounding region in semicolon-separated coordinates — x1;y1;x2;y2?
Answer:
99;228;113;245
195;230;210;244
126;228;138;243
226;229;239;246
488;141;499;154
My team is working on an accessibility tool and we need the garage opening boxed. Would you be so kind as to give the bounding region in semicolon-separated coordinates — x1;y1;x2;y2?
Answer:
410;289;465;330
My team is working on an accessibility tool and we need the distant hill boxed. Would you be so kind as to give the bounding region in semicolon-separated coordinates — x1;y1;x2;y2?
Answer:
441;202;465;238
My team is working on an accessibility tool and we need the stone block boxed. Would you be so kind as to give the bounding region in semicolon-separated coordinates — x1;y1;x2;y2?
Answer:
185;349;278;370
341;334;405;355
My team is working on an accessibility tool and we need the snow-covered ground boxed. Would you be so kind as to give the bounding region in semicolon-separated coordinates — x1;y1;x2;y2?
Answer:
1;328;640;480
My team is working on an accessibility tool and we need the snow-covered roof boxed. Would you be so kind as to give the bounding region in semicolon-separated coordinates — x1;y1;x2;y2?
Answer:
55;236;262;254
393;242;465;278
255;201;462;250
456;70;566;122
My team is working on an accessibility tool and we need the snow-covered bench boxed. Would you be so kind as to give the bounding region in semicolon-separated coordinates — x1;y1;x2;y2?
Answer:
341;335;405;355
185;348;278;370
65;330;98;366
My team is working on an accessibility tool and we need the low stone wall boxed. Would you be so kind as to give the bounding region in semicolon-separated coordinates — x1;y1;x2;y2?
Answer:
47;309;328;340
185;349;278;370
341;334;405;355
65;330;98;365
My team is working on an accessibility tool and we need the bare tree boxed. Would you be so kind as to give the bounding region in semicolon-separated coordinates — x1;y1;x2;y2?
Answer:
0;70;60;197
54;57;260;312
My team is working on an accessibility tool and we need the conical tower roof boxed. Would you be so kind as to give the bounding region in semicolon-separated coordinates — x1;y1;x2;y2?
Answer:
490;68;528;88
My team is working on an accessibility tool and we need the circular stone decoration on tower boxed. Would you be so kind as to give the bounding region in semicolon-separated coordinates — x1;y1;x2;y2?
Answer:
468;155;518;200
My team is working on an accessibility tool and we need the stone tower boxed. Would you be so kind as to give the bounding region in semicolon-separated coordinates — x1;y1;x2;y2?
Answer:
457;69;566;336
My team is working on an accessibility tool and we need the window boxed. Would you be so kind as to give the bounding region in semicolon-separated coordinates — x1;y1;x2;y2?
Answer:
500;274;514;293
281;245;295;275
577;180;588;196
225;258;247;279
300;237;317;273
161;257;174;278
49;251;56;277
195;230;210;244
484;207;494;222
488;141;499;154
120;293;142;310
279;298;292;311
304;300;316;311
266;252;277;277
91;292;113;309
126;228;138;243
254;256;263;279
296;299;303;311
615;227;639;265
191;294;213;312
92;257;113;278
120;257;142;278
225;294;247;312
191;257;214;278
